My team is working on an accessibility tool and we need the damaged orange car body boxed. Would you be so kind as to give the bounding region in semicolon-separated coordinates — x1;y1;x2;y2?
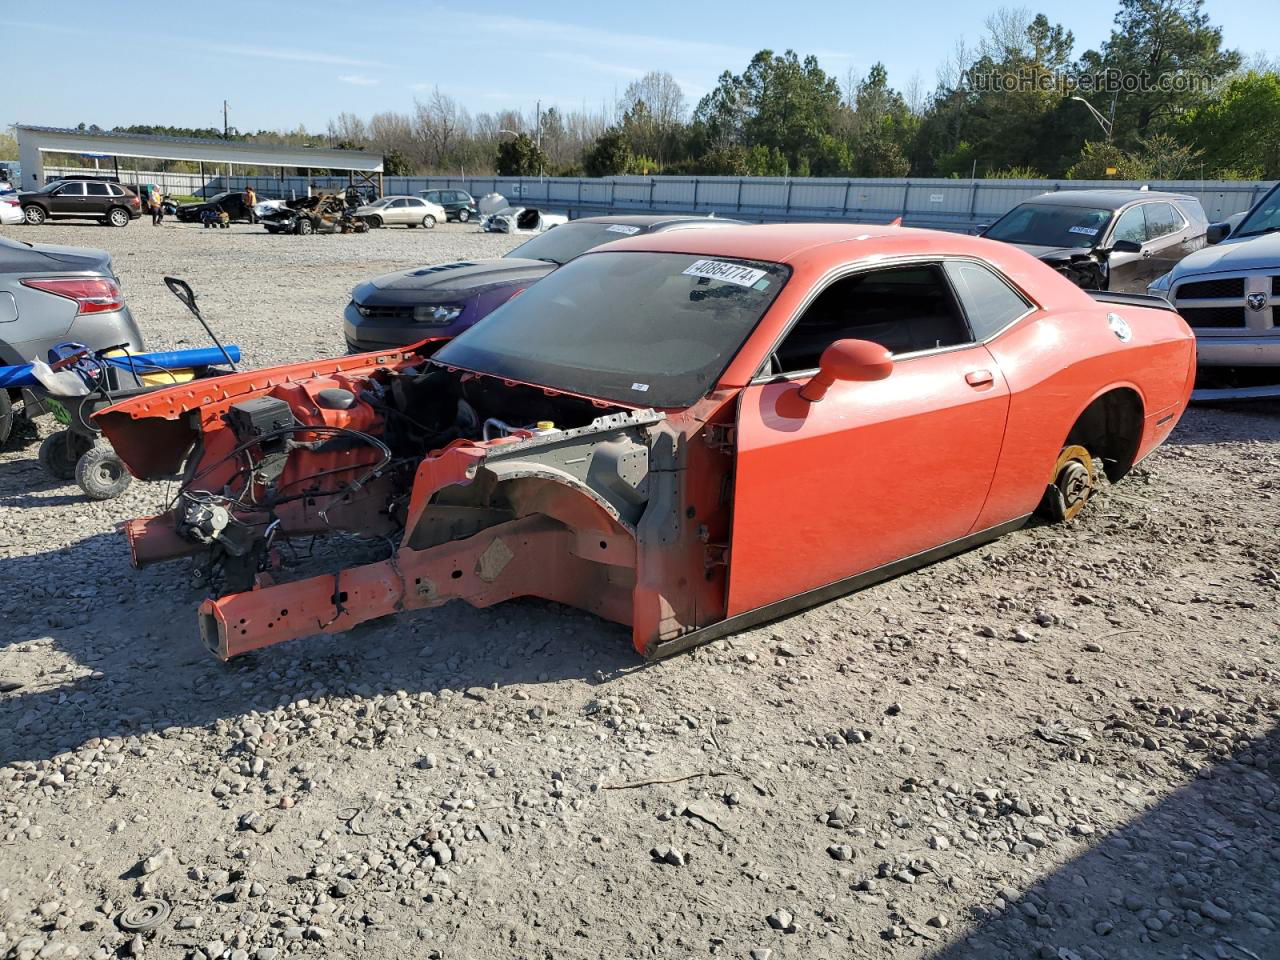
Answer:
96;225;1195;660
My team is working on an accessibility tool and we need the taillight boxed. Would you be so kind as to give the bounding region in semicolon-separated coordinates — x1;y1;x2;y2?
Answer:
21;277;125;314
130;195;140;208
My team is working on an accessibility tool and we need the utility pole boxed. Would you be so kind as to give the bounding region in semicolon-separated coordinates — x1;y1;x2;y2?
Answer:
535;99;543;181
223;100;229;139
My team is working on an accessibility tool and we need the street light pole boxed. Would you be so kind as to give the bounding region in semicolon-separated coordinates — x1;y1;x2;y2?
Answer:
1071;96;1114;141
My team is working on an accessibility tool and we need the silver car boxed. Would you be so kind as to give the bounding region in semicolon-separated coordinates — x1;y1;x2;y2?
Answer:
0;236;144;445
1148;181;1280;400
354;195;447;230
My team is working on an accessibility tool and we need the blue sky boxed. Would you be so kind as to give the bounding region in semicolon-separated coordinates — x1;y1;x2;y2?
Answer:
6;0;1276;132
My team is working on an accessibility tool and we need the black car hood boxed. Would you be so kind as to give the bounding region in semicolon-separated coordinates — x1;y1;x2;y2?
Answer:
1003;242;1099;264
354;258;555;304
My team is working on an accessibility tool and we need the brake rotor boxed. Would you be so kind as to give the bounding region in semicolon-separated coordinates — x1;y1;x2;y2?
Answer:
117;899;171;932
1052;444;1095;522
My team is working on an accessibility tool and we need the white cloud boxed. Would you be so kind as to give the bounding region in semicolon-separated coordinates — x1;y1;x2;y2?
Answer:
210;43;384;68
339;74;380;86
540;52;646;81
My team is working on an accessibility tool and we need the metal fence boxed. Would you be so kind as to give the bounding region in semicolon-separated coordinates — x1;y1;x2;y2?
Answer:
41;166;1276;231
409;175;1275;232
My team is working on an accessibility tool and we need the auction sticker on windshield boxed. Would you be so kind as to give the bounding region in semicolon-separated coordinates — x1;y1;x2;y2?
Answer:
683;259;767;287
1068;225;1099;236
606;224;641;235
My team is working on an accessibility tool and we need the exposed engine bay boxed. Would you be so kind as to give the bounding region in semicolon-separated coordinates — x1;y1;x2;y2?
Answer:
95;348;734;661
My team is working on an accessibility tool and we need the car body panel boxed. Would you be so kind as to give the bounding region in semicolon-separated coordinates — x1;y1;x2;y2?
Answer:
95;225;1192;662
420;189;478;221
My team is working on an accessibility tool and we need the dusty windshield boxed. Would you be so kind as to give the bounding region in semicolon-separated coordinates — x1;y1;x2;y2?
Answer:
434;250;789;407
506;221;647;265
984;203;1113;249
1235;184;1280;238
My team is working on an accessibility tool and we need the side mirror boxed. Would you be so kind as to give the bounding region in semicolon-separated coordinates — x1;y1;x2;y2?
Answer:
1206;222;1231;245
799;339;894;402
1110;239;1142;254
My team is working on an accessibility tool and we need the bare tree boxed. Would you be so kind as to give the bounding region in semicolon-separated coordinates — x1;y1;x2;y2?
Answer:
414;88;470;169
327;112;368;147
619;71;686;164
367;111;413;154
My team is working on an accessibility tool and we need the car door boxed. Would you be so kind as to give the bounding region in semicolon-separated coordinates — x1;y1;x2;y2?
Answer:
726;260;1014;617
50;181;86;216
83;181;111;216
1105;204;1155;292
386;198;411;224
1141;201;1188;281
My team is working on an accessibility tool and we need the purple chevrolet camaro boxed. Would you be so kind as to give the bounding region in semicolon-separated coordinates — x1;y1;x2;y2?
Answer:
343;214;743;353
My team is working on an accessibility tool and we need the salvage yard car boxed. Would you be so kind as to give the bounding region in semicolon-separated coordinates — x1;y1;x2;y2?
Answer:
344;214;742;352
981;190;1207;293
482;206;567;234
1147;180;1280;400
19;179;142;227
420;189;478;222
353;195;447;229
174;191;257;224
95;224;1193;661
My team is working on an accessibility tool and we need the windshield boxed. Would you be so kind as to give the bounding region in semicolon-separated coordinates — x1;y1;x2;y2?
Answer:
1234;184;1280;238
503;221;651;265
984;203;1113;249
434;250;789;408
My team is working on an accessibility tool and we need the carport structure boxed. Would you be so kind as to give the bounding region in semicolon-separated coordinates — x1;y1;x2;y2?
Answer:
15;124;383;194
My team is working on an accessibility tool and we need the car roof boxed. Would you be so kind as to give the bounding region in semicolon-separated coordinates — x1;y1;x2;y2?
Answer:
1022;189;1198;209
569;214;744;229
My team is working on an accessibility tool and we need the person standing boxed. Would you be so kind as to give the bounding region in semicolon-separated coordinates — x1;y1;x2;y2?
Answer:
243;185;257;224
150;188;164;226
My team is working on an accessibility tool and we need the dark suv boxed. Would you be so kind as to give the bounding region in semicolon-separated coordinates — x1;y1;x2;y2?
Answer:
20;180;142;227
419;189;477;223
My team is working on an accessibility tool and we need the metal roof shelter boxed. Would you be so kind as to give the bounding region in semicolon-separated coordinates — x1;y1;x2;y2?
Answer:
15;124;383;193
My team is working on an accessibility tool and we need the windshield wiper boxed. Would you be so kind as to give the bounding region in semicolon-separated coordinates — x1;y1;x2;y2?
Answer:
532;257;563;266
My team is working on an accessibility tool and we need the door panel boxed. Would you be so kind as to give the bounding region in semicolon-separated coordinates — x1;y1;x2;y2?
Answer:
51;183;85;214
727;346;1011;617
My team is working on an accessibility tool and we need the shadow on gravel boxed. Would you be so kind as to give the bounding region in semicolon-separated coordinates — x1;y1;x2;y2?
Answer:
0;529;637;766
926;724;1280;960
1165;402;1280;447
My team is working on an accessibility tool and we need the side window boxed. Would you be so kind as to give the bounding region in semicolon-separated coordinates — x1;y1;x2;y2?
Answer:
56;182;85;196
1111;206;1147;246
85;182;110;196
423;192;439;203
1143;202;1183;240
944;261;1031;340
407;198;424;208
390;198;409;208
773;263;971;372
108;184;125;197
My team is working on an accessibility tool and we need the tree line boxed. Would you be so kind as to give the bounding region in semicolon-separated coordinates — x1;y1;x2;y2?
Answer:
24;0;1280;182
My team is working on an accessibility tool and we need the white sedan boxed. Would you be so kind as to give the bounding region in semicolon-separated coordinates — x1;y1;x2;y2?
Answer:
354;196;446;229
0;188;22;225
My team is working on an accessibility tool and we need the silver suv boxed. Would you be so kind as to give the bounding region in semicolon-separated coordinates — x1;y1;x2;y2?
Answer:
1148;182;1280;400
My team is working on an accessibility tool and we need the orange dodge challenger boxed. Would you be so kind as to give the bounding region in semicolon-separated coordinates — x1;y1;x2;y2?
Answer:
97;224;1195;660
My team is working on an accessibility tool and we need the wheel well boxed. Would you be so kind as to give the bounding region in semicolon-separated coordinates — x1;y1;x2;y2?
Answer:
1064;388;1144;482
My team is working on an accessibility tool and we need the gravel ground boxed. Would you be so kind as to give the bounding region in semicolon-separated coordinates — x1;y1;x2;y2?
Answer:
0;221;1278;960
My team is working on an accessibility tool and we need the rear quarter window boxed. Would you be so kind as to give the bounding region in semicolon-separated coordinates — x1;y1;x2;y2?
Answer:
944;260;1032;340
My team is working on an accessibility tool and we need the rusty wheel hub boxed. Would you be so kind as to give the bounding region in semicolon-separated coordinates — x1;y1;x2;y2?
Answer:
1052;444;1095;521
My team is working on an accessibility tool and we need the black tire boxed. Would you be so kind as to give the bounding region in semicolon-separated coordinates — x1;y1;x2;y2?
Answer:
368;215;383;229
108;207;130;228
23;205;47;226
38;430;90;481
422;215;436;229
457;209;470;223
75;444;132;500
0;391;12;448
297;218;314;236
